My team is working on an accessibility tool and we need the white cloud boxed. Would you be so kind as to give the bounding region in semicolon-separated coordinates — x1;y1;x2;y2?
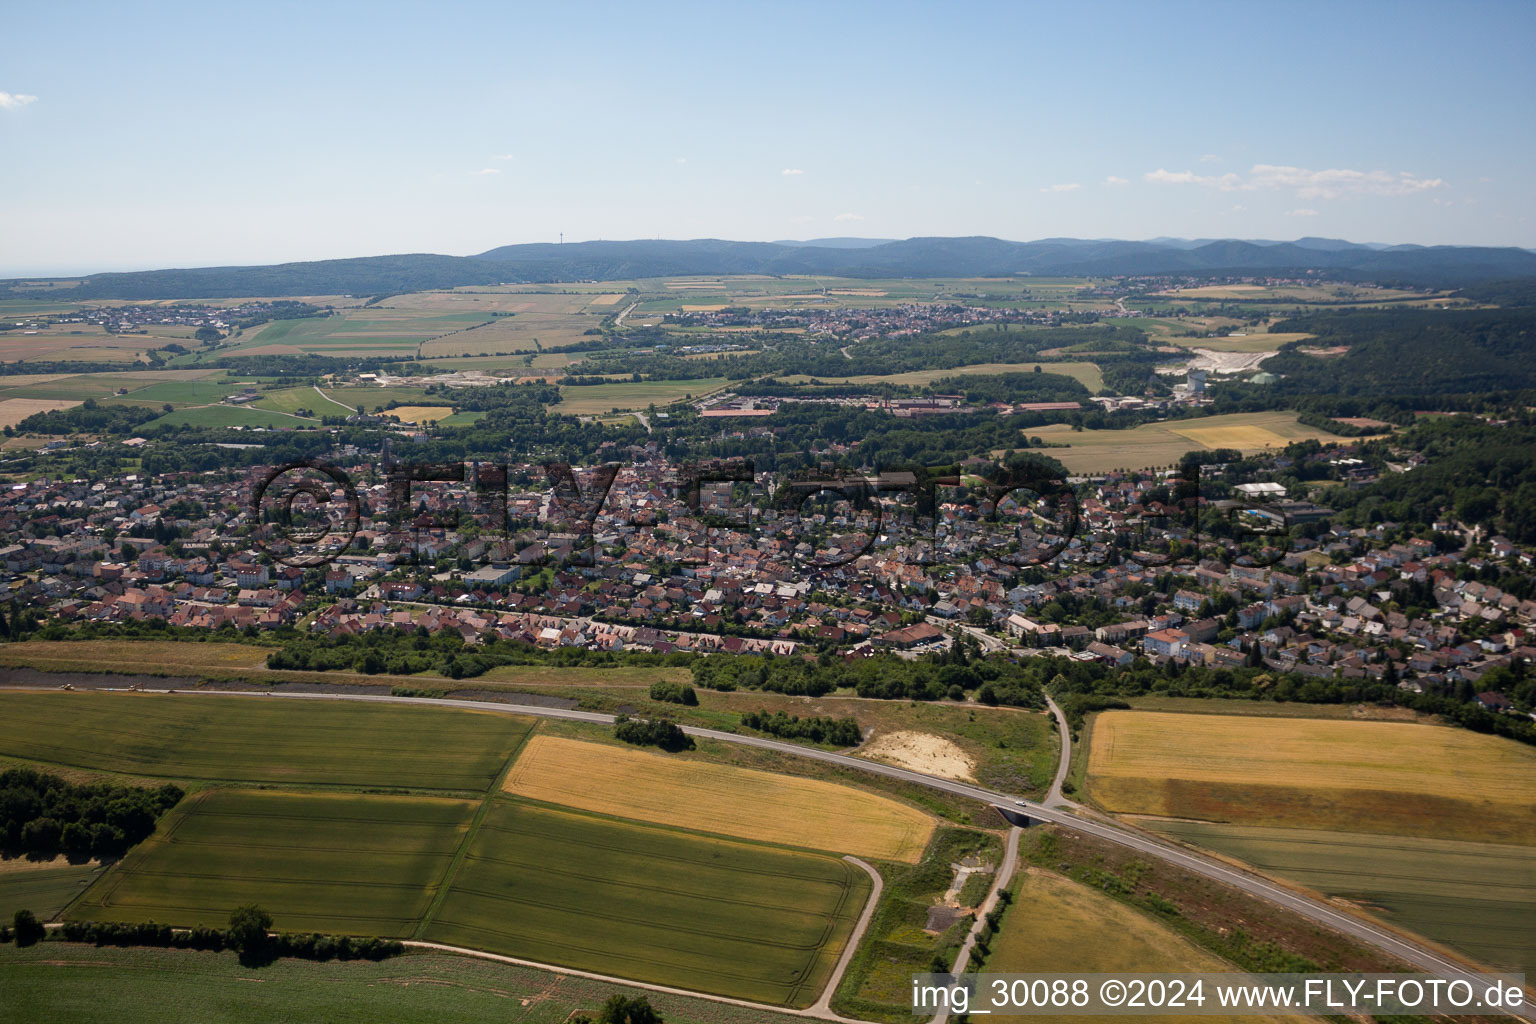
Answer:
1199;153;1222;163
1286;208;1320;217
1040;183;1080;193
676;157;687;164
781;168;804;176
1145;163;1446;200
833;212;864;222
473;168;501;175
1144;168;1245;190
491;153;516;161
0;92;38;110
1103;175;1129;186
1230;204;1247;212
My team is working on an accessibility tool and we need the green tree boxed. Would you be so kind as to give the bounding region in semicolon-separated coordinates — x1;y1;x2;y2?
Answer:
228;904;273;965
13;909;45;947
598;994;662;1024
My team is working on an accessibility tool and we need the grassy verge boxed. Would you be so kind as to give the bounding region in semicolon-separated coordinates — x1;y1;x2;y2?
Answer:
829;827;1004;1023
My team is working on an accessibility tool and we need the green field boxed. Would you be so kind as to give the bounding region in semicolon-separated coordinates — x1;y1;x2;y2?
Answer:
783;361;1104;392
0;860;103;921
101;377;247;409
1146;821;1536;974
69;789;476;935
228;311;495;356
555;378;728;415
0;692;531;793
0;944;815;1024
146;404;316;429
426;799;870;1007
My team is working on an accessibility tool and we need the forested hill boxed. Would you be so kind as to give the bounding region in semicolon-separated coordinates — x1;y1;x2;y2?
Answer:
1261;308;1536;395
7;237;1536;300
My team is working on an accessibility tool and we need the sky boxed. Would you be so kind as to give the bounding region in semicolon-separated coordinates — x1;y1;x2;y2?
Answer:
2;0;1533;275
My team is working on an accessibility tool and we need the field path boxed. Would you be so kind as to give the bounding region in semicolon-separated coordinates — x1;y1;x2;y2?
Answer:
808;857;882;1019
312;385;355;412
78;686;1536;1024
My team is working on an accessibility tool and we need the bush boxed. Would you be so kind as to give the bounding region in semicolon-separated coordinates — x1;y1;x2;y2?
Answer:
613;715;694;752
648;681;698;706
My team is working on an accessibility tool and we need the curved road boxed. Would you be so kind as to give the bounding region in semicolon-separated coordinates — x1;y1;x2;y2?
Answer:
118;686;1531;1021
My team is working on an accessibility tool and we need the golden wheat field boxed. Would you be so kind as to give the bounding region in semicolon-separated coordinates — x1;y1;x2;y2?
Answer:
1087;711;1536;843
504;734;935;862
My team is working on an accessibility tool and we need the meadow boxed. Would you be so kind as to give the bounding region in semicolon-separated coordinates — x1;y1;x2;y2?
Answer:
0;944;816;1024
70;789;477;936
1144;821;1536;974
555;377;728;415
1086;710;1536;843
0;691;531;794
504;735;934;862
426;798;870;1007
147;404;315;429
1022;410;1359;473
985;868;1284;1024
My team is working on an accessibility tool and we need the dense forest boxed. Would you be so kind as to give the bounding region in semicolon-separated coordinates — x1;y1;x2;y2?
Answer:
1262;308;1536;395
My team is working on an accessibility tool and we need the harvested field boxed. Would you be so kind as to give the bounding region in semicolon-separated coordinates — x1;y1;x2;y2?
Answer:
504;734;934;862
427;798;870;1007
1087;711;1536;843
385;405;456;424
0;398;81;427
857;731;975;781
70;789;475;935
1023;411;1361;474
0;691;531;794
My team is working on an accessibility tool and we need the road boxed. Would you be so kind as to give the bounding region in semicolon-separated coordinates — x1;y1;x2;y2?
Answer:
1042;693;1074;808
106;686;1532;1022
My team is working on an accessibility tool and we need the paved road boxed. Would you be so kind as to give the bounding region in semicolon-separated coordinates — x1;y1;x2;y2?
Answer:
116;686;1532;1021
1042;693;1074;808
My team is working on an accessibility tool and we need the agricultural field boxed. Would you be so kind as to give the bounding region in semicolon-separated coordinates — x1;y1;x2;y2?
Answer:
0;639;270;675
555;377;728;415
985;868;1284;1024
146;404;315;429
0;944;816;1024
504;735;933;862
0;327;155;363
634;276;1102;314
99;376;247;409
385;405;457;424
0;398;80;428
1086;710;1536;843
0;858;103;921
0;368;222;404
1144;821;1536;974
1166;331;1313;353
783;361;1104;392
0;691;531;794
426;798;871;1006
70;790;477;936
1022;410;1360;473
1150;282;1452;304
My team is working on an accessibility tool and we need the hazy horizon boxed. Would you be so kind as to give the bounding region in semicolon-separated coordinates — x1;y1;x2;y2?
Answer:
8;231;1536;281
3;0;1533;276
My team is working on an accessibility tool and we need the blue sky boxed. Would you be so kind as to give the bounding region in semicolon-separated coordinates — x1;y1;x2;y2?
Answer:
2;0;1533;274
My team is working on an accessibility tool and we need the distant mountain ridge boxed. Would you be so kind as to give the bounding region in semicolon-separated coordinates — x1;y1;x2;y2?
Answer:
7;236;1536;300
